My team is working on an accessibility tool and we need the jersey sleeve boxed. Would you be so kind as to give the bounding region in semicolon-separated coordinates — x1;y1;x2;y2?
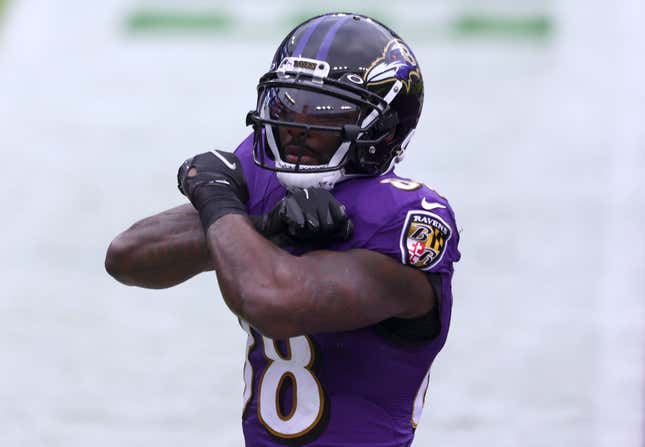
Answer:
233;133;258;191
232;132;285;215
363;182;460;274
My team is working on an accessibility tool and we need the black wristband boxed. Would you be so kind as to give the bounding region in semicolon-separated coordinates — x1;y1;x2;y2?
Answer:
191;186;247;232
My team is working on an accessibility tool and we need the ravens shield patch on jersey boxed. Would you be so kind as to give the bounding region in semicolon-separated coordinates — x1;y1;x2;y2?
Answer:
400;211;452;270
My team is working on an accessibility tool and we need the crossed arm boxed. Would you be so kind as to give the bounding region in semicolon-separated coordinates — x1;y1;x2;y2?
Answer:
200;213;434;338
105;204;211;289
106;206;435;338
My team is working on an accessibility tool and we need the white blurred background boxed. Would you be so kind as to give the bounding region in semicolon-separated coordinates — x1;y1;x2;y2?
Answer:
1;1;643;446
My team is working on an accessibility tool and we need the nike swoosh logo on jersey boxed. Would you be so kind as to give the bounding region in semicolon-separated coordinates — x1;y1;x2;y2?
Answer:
211;150;237;170
421;198;446;211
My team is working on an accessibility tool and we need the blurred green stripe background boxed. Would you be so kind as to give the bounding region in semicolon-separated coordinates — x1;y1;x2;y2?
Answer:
452;14;553;38
0;0;9;25
125;10;234;33
124;8;554;41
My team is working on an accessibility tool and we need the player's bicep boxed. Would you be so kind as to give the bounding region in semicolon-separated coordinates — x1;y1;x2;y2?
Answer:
342;249;436;318
296;248;435;331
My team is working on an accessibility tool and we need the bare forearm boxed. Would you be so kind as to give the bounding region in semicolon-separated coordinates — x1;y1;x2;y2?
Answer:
206;215;289;318
105;204;211;288
205;215;425;339
206;214;326;339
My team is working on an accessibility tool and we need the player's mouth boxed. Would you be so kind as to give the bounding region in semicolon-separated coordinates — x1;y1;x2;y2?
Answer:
283;145;324;165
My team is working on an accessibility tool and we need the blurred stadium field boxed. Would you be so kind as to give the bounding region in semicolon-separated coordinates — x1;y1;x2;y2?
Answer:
0;1;643;446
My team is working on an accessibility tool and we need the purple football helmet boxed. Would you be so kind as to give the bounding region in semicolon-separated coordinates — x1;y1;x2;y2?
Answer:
246;13;424;189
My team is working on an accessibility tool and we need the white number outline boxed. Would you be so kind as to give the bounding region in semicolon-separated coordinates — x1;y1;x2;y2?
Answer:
241;320;256;416
411;369;431;428
249;334;325;439
257;336;325;438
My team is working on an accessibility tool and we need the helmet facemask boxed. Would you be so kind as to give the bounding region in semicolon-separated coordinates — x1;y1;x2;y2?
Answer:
247;57;404;189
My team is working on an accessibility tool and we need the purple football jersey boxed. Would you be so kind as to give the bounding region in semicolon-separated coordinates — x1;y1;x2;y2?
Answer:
233;134;461;447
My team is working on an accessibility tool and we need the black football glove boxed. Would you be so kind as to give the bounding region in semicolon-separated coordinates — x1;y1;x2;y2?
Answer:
255;187;353;245
177;150;248;231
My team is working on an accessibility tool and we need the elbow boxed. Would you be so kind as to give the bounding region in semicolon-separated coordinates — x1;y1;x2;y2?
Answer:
234;267;303;340
104;236;136;285
245;309;299;340
249;312;299;340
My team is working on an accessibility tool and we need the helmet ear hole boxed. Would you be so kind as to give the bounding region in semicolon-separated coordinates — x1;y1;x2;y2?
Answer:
342;124;361;141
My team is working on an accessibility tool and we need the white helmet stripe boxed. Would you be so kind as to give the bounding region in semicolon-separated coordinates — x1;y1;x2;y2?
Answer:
360;80;403;129
264;124;282;162
327;141;351;167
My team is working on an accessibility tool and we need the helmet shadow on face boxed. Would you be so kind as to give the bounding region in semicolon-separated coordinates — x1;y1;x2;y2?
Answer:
275;106;361;165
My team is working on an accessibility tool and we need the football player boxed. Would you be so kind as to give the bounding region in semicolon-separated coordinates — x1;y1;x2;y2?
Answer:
106;13;460;447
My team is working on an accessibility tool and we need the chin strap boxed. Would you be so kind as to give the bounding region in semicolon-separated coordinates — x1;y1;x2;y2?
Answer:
276;169;344;190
